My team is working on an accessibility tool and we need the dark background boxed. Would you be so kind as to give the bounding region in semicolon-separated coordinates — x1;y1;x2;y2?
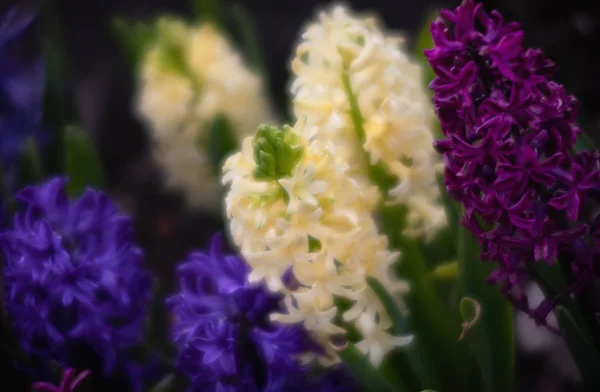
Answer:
5;0;600;390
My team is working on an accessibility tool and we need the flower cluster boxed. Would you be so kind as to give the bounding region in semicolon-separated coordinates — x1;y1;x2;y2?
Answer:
0;178;152;374
0;8;47;190
136;18;273;210
167;234;357;391
291;5;445;239
426;0;599;325
223;123;411;366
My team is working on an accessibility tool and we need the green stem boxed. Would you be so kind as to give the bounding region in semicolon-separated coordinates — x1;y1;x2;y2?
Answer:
342;70;470;390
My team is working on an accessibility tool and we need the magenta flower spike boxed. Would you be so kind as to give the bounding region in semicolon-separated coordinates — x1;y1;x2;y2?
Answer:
426;0;600;328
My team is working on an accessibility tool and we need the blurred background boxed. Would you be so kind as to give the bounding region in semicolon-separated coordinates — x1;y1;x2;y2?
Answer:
3;0;600;390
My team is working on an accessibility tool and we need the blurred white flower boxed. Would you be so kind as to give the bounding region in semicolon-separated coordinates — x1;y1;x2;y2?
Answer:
137;19;274;211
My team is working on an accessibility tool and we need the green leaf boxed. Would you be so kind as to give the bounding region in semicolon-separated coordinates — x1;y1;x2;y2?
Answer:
457;219;515;392
204;114;239;176
367;277;424;391
343;50;472;390
193;0;224;30
112;18;157;69
367;277;410;334
380;204;471;391
231;4;266;76
338;344;397;392
63;125;105;196
555;306;600;389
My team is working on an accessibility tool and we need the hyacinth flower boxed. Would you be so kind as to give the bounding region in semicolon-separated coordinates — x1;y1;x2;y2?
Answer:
0;7;48;192
31;368;91;392
0;178;153;380
291;5;445;239
426;0;600;334
222;122;412;367
135;18;274;211
167;233;357;391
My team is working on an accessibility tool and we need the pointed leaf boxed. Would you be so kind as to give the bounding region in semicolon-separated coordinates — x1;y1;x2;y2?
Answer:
338;344;397;392
63;125;105;196
367;277;423;391
555;306;600;389
380;204;471;391
367;277;409;333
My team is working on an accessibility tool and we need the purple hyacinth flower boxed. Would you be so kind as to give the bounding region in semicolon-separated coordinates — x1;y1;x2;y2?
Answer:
31;369;91;392
426;0;600;328
167;234;357;392
0;178;152;376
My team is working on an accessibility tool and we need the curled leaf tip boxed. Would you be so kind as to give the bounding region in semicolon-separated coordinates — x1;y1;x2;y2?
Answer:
459;297;481;340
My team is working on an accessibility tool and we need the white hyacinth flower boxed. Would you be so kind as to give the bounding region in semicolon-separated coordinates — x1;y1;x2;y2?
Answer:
291;5;446;239
222;121;411;366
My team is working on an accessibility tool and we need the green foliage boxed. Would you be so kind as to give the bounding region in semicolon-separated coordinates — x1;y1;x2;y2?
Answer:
252;124;303;181
457;211;515;392
379;204;471;391
338;344;398;392
63;125;105;196
367;277;425;391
